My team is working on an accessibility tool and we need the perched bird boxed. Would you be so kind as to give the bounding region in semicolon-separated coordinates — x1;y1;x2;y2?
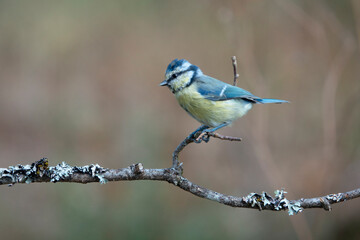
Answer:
160;59;288;141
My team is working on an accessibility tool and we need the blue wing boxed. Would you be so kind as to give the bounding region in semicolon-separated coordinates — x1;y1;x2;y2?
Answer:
194;75;262;103
194;75;289;104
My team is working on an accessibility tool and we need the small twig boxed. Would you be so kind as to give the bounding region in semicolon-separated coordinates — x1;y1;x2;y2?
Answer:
208;132;242;141
174;126;242;168
195;131;242;142
172;125;208;169
232;56;240;86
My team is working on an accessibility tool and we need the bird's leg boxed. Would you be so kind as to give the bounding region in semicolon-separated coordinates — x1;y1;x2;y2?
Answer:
196;122;229;143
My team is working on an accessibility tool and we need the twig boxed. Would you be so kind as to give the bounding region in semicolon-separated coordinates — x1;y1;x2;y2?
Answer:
172;125;208;169
208;132;242;141
173;124;242;168
232;56;239;86
1;159;359;215
195;131;242;142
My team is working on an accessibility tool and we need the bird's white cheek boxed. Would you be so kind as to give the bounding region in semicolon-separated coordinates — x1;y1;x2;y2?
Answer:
172;74;193;91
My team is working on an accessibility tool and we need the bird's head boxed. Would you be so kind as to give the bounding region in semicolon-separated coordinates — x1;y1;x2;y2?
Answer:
160;59;203;93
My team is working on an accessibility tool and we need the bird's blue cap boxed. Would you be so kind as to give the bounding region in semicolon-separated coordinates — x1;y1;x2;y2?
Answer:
166;59;190;74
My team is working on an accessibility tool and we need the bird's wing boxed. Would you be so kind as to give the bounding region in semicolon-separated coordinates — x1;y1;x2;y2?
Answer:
195;75;261;103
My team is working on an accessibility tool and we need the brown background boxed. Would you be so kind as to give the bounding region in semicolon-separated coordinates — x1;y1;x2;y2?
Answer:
0;1;359;239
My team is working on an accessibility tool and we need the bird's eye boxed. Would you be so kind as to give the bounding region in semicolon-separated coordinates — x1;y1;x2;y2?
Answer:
172;73;178;79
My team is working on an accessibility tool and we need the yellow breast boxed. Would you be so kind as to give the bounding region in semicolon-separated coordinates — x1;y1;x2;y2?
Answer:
175;84;252;127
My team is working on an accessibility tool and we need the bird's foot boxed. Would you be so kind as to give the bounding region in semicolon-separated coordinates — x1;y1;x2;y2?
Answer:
186;125;209;144
194;129;211;143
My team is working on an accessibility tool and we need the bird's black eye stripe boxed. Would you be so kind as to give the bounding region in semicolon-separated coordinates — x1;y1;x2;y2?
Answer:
168;66;195;82
168;71;184;82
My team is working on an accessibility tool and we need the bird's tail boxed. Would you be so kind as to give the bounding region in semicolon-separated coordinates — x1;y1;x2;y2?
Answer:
257;98;289;104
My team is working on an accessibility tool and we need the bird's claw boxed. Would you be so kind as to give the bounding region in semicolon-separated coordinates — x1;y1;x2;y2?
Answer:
194;130;211;143
201;134;210;143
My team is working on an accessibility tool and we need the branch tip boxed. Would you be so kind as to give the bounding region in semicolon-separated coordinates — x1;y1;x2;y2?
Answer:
232;56;239;86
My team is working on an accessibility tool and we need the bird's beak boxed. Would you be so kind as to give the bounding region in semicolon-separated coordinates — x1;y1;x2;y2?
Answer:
159;80;168;86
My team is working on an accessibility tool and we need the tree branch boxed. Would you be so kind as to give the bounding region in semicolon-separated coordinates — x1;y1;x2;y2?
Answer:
0;158;359;215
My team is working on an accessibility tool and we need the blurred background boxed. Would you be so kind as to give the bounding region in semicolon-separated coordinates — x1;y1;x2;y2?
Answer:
0;0;359;239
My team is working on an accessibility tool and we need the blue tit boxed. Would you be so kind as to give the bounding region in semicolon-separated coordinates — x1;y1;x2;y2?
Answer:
160;59;288;137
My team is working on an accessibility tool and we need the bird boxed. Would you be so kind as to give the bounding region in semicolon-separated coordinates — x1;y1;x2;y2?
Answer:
160;59;288;142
